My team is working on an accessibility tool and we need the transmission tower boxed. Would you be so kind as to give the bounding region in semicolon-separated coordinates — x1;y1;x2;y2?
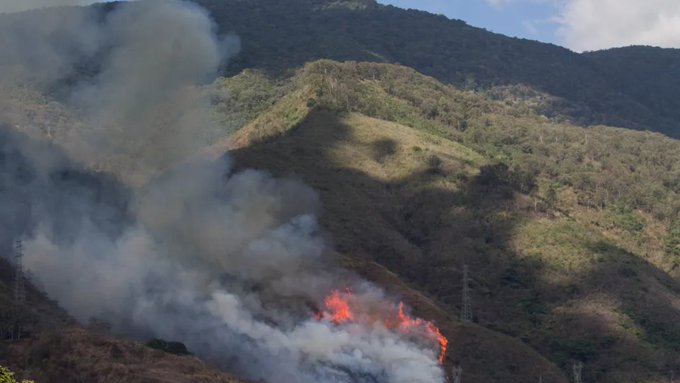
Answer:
573;362;583;383
461;264;472;323
451;363;462;383
14;238;25;303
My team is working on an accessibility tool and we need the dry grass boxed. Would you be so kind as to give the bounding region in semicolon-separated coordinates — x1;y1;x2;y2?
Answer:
1;328;249;383
228;87;680;381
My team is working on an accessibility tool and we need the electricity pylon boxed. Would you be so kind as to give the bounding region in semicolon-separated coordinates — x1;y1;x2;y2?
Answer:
461;265;472;323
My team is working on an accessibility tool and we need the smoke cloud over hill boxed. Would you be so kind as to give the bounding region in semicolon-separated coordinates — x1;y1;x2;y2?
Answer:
0;1;446;382
0;0;102;14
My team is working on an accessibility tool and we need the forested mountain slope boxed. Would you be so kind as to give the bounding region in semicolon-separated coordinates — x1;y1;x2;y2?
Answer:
1;1;680;382
217;60;680;382
183;0;680;137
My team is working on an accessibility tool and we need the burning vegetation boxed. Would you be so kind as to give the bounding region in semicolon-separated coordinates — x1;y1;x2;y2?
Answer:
318;289;448;365
0;1;449;382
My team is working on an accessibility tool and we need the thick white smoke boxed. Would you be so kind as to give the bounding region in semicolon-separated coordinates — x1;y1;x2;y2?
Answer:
0;0;107;15
0;1;447;382
69;0;240;183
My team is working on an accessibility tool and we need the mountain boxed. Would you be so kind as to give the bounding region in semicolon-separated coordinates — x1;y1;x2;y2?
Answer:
0;128;249;383
1;1;679;383
191;0;680;138
216;60;680;382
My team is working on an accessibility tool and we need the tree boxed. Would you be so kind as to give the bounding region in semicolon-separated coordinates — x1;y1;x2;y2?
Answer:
0;366;35;383
545;184;558;209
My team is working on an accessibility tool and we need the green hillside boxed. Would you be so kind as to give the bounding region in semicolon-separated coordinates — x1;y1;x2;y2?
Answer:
1;1;680;382
2;50;679;381
8;0;680;136
186;0;680;137
219;60;680;382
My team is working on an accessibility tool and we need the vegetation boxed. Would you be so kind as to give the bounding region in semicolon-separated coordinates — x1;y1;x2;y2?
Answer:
0;329;246;383
185;0;680;137
144;338;191;356
208;69;292;137
1;1;679;381
0;366;34;383
226;60;680;382
226;60;679;224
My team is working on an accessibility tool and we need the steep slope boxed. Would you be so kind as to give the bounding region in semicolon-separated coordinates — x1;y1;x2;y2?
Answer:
220;60;680;382
230;109;569;383
1;328;249;383
0;128;250;383
2;52;679;381
583;46;680;130
2;249;248;383
5;1;680;137
190;0;680;137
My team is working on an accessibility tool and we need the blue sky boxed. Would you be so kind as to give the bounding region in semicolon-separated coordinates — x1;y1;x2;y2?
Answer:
377;0;560;45
376;0;680;52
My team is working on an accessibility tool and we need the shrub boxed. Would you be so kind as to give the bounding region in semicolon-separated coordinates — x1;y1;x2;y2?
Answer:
426;155;443;174
608;204;645;233
0;366;35;383
144;338;190;355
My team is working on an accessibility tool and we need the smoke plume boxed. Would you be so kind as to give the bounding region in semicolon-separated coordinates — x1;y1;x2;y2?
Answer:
0;0;105;15
0;1;447;382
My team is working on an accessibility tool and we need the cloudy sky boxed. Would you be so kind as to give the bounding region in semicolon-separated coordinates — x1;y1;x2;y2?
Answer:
378;0;680;52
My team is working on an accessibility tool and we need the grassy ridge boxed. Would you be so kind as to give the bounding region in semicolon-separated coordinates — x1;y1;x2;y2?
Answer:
225;60;680;382
2;53;680;381
191;0;680;137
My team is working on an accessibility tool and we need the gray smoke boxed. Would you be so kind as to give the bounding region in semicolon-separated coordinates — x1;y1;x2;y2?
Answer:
0;0;240;184
0;1;446;382
0;6;101;87
0;0;105;15
69;0;240;183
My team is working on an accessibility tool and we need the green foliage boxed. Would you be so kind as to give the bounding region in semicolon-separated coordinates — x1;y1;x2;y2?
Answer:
666;222;680;266
607;203;646;233
0;298;36;341
284;61;679;223
144;338;190;356
215;58;677;248
203;69;292;141
0;366;34;383
222;60;680;382
426;154;443;173
641;321;680;353
0;367;13;383
519;295;547;325
548;336;615;365
191;0;680;137
544;183;558;207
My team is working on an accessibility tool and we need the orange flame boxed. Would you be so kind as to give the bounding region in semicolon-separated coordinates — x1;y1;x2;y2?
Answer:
429;323;448;364
323;289;353;324
396;303;448;364
316;291;448;364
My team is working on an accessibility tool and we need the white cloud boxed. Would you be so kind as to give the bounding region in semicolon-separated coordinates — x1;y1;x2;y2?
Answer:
486;0;509;9
555;0;680;51
523;19;539;35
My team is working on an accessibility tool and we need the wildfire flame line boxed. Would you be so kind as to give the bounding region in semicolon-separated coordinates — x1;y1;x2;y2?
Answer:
316;290;448;365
